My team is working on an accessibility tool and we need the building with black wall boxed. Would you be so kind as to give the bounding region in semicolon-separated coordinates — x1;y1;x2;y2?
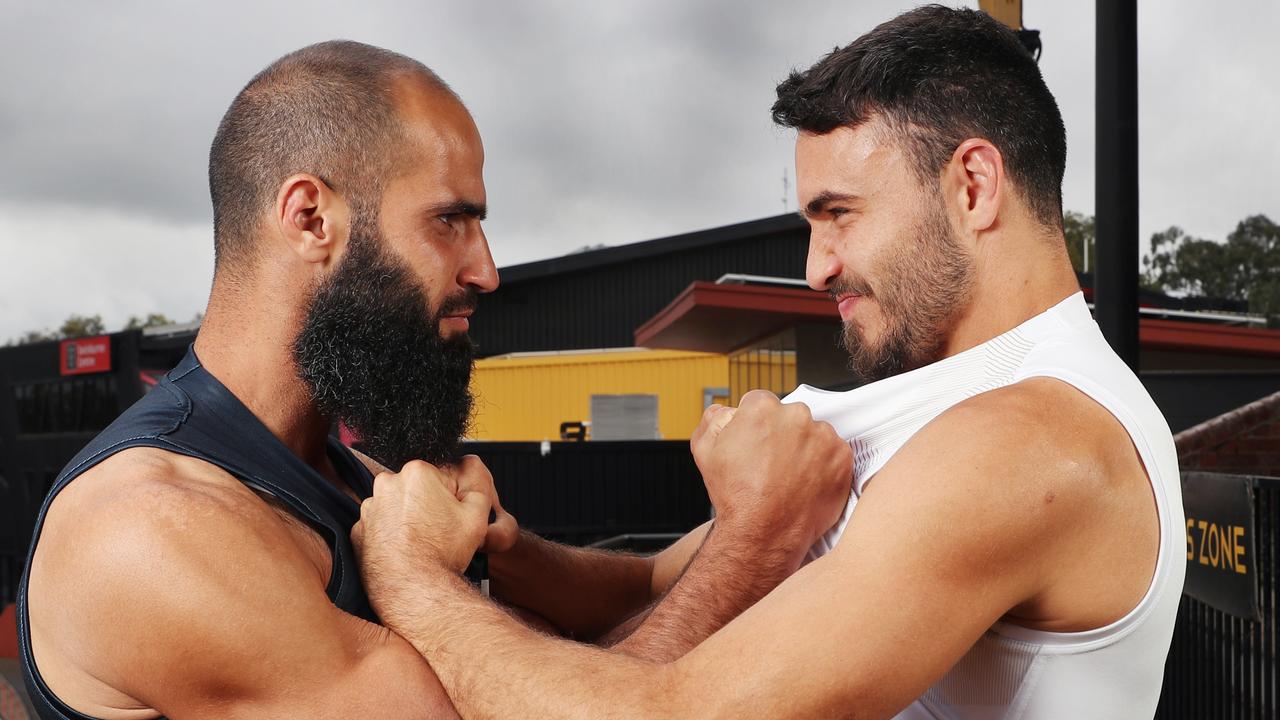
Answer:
470;214;810;356
4;212;1280;607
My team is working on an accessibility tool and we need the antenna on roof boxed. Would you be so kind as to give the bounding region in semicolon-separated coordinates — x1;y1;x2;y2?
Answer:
781;166;790;213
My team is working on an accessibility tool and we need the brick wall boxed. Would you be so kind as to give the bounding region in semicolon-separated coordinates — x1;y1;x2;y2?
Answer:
1175;390;1280;477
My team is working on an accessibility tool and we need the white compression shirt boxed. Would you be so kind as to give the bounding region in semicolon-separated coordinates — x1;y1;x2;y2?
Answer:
784;292;1184;720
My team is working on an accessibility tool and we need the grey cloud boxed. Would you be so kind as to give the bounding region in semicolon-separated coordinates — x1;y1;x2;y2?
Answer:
0;0;1276;341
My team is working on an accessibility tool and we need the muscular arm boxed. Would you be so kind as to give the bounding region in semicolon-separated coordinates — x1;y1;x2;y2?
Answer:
363;446;726;650
488;523;709;640
400;394;849;665
28;449;456;720
360;382;1158;719
600;518;797;661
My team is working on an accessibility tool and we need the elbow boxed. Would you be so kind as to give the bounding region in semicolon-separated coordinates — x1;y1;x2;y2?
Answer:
644;660;729;720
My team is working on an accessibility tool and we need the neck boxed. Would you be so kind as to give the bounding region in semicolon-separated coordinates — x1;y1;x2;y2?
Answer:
193;280;334;472
941;229;1081;359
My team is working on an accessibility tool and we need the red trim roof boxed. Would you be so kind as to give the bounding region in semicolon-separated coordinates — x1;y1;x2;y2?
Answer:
635;281;1280;358
634;282;836;353
1140;318;1280;358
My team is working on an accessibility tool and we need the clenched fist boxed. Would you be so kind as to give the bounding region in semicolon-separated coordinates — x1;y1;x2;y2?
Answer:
352;456;517;618
692;390;853;567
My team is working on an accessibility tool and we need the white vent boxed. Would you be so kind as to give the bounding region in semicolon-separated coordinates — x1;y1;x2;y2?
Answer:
590;394;660;440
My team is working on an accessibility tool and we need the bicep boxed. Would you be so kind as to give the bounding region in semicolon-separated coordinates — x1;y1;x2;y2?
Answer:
669;422;1058;718
670;539;1006;719
56;499;456;719
150;544;457;720
213;617;457;720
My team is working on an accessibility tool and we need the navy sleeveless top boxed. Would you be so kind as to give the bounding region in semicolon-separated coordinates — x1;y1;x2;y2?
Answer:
17;348;377;720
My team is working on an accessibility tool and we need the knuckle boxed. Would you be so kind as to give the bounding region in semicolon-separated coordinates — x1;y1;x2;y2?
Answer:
785;403;813;424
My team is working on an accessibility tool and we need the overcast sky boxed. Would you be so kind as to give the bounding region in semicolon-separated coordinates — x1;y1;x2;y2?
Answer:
2;0;1277;342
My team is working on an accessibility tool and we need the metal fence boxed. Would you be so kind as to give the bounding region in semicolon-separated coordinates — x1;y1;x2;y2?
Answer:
1;440;710;606
464;440;710;546
8;447;1280;717
1158;473;1280;719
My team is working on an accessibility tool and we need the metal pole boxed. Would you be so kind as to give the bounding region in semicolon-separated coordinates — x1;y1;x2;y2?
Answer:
1095;0;1140;369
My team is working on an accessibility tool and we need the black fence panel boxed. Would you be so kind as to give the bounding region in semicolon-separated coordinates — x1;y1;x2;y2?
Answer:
1143;372;1280;434
463;440;710;546
1158;473;1280;719
0;333;145;607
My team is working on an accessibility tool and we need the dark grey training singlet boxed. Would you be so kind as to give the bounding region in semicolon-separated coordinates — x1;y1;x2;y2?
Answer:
17;347;377;720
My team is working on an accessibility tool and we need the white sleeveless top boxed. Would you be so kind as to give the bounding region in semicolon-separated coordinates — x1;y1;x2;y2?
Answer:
784;292;1184;720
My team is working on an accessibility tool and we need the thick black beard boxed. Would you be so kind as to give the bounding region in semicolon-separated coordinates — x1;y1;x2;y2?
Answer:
292;221;475;470
837;199;974;383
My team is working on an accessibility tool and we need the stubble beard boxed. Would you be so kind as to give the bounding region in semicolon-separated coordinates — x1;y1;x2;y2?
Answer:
838;200;975;383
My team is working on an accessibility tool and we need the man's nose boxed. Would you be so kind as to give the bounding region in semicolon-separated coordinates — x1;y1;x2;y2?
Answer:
460;226;499;293
805;230;842;292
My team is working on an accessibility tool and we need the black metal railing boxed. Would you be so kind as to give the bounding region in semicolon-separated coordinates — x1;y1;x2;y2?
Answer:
1158;473;1280;718
464;440;710;546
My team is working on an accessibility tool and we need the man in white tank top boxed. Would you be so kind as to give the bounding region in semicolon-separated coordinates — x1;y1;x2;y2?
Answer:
329;7;1186;719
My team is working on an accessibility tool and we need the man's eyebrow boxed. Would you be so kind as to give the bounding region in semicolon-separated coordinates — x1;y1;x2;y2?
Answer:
802;191;860;219
427;200;488;221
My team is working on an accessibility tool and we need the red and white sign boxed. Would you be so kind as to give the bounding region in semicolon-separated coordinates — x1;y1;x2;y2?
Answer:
59;336;112;376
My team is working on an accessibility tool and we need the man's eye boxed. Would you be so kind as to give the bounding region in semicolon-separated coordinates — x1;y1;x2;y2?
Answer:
829;207;849;218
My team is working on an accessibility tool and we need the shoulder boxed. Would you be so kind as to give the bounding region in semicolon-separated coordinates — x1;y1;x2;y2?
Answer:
849;379;1121;558
37;446;292;569
902;377;1125;496
33;445;329;604
28;447;331;694
28;451;456;719
847;378;1128;575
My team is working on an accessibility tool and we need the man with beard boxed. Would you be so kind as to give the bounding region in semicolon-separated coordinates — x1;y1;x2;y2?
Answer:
349;7;1185;719
17;41;854;720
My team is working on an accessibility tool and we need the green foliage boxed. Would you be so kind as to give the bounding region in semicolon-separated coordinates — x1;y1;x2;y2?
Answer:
7;311;188;346
125;313;175;330
1142;214;1280;324
58;314;105;339
1063;211;1096;273
8;329;58;346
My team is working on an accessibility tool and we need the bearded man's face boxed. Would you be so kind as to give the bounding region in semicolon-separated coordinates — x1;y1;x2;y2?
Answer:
796;120;976;384
832;196;975;382
293;209;476;469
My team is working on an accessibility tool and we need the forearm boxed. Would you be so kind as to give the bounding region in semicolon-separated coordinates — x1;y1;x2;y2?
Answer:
488;530;654;638
386;571;681;720
605;520;797;661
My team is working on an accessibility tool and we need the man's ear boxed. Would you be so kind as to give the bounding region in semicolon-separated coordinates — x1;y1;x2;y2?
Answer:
943;138;1004;239
274;173;350;267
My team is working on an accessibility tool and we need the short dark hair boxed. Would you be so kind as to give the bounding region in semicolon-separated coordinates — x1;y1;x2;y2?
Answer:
772;5;1066;228
208;40;452;275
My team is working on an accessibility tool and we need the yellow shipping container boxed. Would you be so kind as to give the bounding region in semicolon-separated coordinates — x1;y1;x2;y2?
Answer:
469;348;729;441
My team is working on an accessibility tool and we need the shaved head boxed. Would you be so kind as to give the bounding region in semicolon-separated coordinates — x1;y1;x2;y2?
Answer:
208;40;455;277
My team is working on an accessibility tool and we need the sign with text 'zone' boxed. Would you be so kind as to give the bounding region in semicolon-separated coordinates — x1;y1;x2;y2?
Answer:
59;336;112;376
1182;472;1259;621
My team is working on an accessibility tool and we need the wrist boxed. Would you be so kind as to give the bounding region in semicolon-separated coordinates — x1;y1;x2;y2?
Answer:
703;517;806;581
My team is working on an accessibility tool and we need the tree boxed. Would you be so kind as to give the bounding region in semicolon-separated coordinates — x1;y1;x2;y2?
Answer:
125;313;175;330
57;314;105;339
8;329;57;346
1143;214;1280;324
1063;211;1096;274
